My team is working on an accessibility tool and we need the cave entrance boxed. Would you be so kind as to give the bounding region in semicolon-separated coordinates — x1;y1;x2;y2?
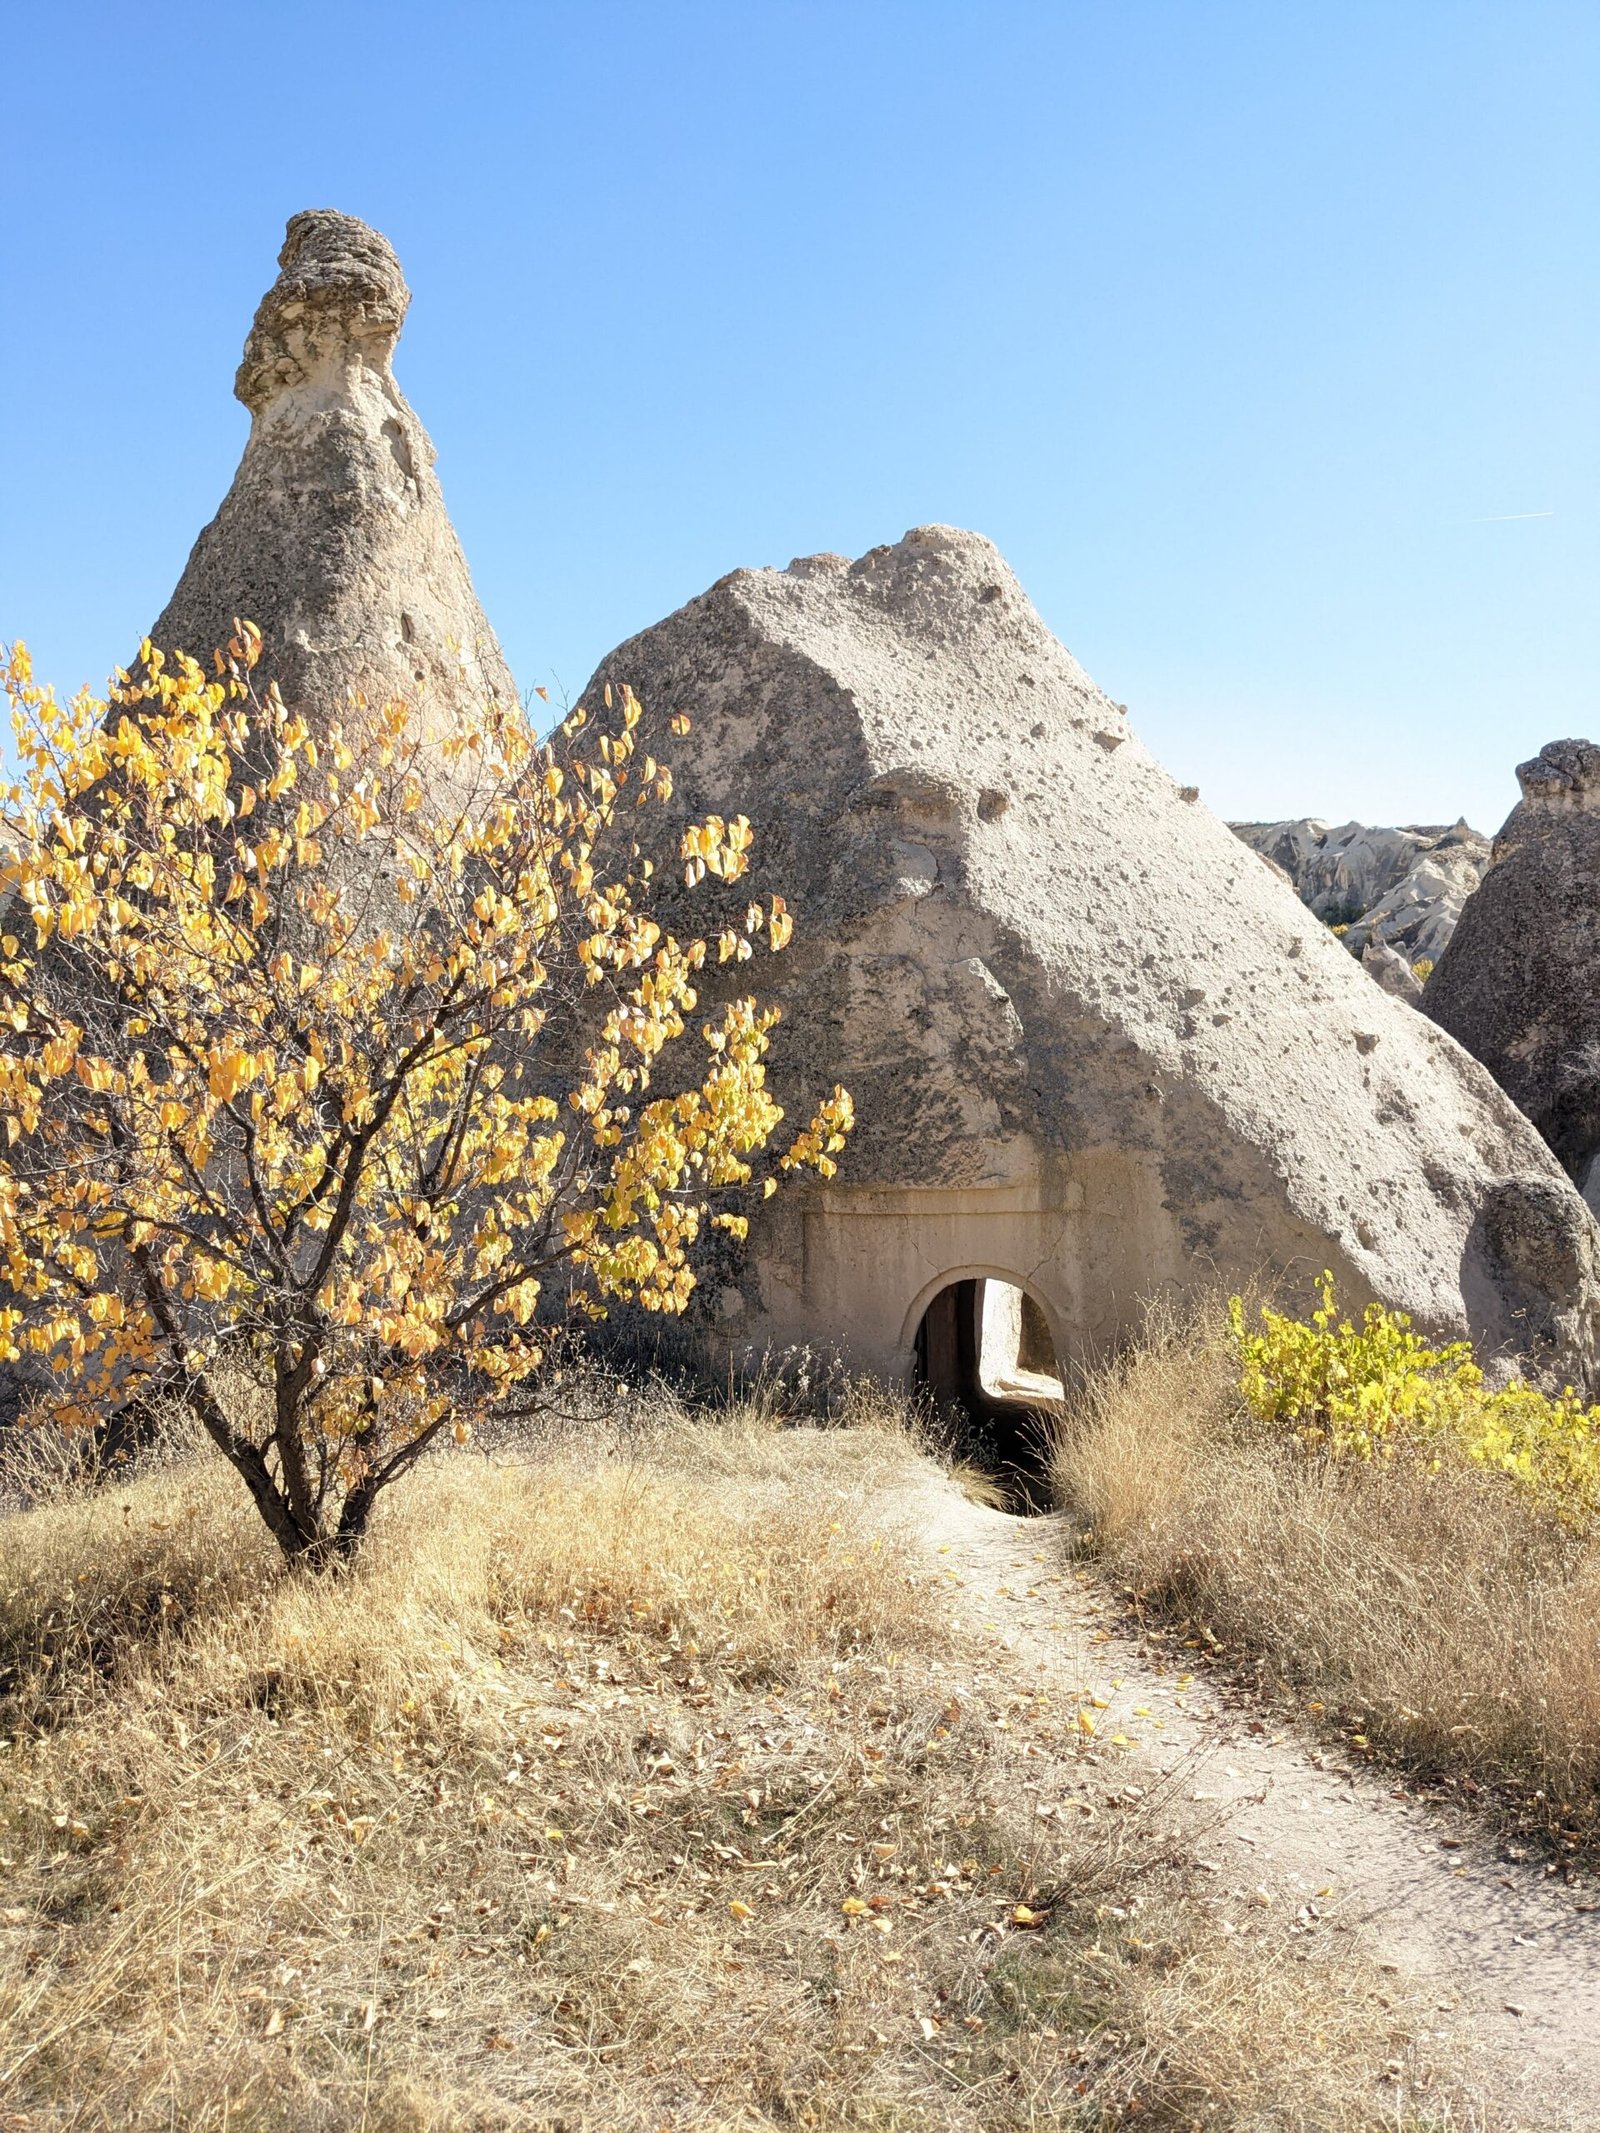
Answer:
912;1277;1063;1512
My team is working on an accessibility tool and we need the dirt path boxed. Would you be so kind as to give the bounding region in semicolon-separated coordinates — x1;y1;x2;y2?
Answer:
883;1464;1600;2133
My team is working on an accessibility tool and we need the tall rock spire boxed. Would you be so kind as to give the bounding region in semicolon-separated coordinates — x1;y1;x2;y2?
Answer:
144;209;514;737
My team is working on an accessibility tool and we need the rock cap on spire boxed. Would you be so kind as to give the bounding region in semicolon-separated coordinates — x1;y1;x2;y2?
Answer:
235;209;411;413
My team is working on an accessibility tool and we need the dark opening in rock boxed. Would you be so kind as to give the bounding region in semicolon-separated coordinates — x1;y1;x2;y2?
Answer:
912;1277;1062;1512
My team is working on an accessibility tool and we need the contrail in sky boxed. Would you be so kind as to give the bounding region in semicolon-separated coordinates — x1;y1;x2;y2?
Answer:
1464;510;1554;523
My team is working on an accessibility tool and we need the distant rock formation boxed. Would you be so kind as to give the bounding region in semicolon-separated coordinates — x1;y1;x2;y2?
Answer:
1426;740;1600;1213
1231;818;1489;966
582;527;1600;1390
142;209;513;736
1361;938;1424;1004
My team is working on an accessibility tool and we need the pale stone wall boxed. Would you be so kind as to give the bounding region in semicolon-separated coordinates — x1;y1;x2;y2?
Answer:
736;1146;1345;1392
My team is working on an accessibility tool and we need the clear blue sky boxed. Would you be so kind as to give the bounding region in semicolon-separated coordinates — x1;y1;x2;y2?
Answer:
4;1;1595;832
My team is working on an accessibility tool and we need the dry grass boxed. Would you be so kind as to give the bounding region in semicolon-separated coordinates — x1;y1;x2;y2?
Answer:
1053;1302;1600;1849
0;1384;1479;2130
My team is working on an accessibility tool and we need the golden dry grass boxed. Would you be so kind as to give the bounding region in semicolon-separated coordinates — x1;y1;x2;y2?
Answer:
1052;1302;1600;1850
0;1387;1480;2130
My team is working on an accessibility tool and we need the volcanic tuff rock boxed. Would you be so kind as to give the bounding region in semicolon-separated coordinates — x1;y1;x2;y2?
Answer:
1340;833;1489;963
584;527;1600;1388
142;210;513;734
1360;938;1425;1004
1231;818;1490;964
1427;740;1600;1213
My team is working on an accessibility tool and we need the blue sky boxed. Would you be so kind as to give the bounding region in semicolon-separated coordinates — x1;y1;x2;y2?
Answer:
4;1;1595;831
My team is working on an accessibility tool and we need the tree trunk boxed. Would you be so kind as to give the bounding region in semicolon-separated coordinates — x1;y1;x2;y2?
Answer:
332;1480;380;1558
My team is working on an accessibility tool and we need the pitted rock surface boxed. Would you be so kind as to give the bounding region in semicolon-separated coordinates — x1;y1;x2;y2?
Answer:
1427;740;1600;1212
143;209;513;738
583;527;1600;1385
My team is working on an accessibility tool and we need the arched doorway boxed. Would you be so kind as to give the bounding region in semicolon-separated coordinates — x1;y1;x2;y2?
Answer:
911;1276;1063;1510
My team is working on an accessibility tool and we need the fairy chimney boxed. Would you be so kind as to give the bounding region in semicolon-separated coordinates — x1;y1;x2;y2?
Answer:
581;527;1600;1393
142;209;514;734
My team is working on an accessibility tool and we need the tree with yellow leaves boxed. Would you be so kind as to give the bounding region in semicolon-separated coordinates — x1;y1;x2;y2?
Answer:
0;628;851;1565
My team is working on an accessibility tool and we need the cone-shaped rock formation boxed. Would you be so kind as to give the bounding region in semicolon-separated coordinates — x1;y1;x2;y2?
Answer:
583;527;1600;1390
143;209;513;734
1426;739;1600;1212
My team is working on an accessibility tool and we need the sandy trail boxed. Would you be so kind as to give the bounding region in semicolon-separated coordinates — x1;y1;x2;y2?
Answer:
884;1464;1600;2133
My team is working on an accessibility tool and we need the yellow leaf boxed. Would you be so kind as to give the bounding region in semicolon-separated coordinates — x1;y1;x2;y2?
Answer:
208;1046;253;1103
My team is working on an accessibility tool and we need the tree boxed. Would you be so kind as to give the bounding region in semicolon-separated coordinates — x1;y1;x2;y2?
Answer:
0;629;851;1564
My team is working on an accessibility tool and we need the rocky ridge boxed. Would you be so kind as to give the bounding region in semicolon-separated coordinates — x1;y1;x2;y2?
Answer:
1230;817;1490;968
